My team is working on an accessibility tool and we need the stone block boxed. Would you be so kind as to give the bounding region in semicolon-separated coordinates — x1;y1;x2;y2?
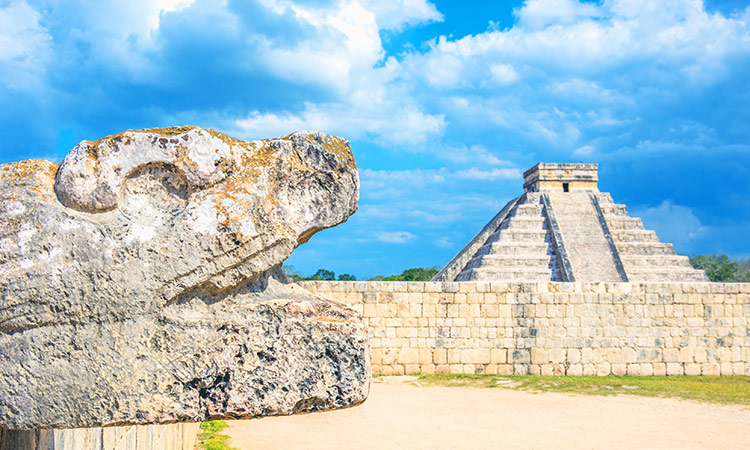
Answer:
443;282;460;293
380;365;394;376
531;348;549;364
461;348;490;364
397;348;419;365
371;348;383;365
622;348;637;363
407;282;425;293
606;348;622;363
611;363;627;376
581;348;594;364
541;365;555;376
420;364;436;374
694;347;708;363
551;348;566;364
567;364;583;376
362;304;377;318
424;282;442;293
701;363;720;376
653;362;667;376
663;348;680;363
666;363;684;375
511;349;531;364
490;348;507;364
679;346;694;363
419;348;433;365
404;364;419;374
626;364;640;376
684;363;701;376
596;362;611;376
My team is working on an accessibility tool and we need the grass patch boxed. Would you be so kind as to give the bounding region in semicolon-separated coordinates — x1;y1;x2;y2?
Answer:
196;420;238;450
417;374;750;405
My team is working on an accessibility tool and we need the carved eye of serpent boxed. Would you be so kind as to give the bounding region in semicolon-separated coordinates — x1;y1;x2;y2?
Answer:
54;127;239;213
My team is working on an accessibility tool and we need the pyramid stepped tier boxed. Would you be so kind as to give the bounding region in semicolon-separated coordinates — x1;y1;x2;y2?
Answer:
455;194;559;282
596;194;709;282
433;163;709;282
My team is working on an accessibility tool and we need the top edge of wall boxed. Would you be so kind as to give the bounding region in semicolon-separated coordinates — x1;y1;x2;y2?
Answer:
296;280;750;294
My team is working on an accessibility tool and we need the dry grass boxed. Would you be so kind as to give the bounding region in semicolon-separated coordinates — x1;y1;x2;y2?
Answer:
417;374;750;405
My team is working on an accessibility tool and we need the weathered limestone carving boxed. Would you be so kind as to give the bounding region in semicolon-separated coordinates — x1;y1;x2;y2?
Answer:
0;127;369;430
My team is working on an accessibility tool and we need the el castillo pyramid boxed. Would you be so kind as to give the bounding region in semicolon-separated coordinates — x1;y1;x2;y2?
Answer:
433;163;708;282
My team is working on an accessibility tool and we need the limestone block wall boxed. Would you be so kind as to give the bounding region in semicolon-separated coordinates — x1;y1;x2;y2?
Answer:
299;281;750;376
0;422;199;450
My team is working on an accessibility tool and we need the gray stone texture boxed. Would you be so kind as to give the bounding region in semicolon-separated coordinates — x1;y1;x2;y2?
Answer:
0;127;369;430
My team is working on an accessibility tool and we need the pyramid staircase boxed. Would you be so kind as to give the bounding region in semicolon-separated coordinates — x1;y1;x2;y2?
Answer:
595;193;708;282
434;163;708;282
455;193;560;281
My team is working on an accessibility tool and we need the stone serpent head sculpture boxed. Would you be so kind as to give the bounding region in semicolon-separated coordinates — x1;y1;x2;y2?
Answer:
0;127;368;429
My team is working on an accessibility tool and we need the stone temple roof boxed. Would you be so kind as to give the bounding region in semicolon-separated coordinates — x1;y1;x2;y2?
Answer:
523;163;598;193
433;163;708;283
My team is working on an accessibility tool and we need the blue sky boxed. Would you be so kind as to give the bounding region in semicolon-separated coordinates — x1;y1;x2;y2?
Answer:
1;0;749;279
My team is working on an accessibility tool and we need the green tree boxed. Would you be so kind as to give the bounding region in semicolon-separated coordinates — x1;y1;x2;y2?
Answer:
282;264;303;281
736;258;750;282
377;267;439;281
309;268;336;281
337;273;356;281
690;254;739;282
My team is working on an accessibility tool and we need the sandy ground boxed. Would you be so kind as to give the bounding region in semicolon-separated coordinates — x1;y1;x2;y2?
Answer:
225;377;750;449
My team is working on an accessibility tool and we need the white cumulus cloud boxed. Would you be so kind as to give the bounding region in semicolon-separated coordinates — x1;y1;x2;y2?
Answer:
489;63;520;85
0;1;52;89
514;0;602;29
374;230;416;243
631;200;709;252
361;0;442;31
455;168;522;181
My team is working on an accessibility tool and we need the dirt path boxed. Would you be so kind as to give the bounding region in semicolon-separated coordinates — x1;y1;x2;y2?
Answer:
225;378;750;449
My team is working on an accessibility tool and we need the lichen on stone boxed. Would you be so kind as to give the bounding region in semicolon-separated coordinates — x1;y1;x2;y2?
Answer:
0;127;367;429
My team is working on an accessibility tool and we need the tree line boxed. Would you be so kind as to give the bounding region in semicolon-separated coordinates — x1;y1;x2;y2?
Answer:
282;265;439;282
284;255;748;283
689;254;750;282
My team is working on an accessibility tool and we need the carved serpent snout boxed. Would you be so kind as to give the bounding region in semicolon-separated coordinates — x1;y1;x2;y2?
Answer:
54;127;240;212
1;127;359;332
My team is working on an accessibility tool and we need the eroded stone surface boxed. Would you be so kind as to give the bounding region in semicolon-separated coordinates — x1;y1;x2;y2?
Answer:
0;127;368;429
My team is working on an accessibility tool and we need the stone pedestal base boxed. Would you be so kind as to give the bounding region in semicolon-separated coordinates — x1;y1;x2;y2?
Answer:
0;422;199;450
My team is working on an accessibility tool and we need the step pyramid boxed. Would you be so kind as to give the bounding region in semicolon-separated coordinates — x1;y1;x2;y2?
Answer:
434;163;708;282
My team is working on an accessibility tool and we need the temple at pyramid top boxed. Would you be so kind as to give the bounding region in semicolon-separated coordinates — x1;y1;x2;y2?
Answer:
434;163;708;283
523;163;598;192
